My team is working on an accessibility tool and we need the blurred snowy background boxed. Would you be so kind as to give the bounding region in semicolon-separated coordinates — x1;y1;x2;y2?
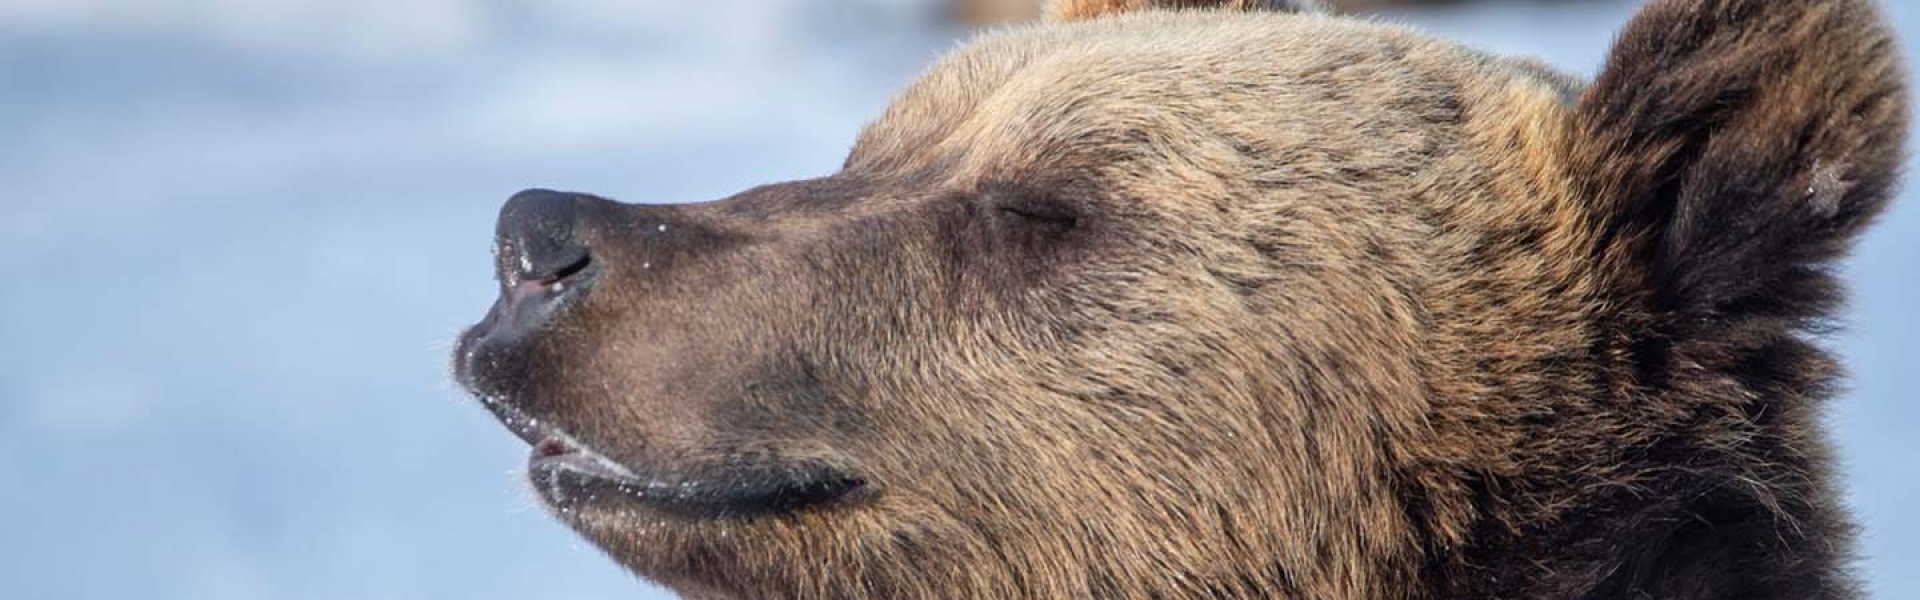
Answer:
0;1;1911;599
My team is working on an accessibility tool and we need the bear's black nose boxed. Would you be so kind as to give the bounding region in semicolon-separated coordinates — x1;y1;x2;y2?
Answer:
496;189;594;286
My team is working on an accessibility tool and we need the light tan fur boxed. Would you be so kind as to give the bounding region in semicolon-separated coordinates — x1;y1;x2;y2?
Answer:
1046;0;1323;21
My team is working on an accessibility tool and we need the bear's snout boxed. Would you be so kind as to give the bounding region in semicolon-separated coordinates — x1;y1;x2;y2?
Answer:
453;189;611;405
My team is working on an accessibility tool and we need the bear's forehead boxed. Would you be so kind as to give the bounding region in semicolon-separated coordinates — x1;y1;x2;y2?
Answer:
846;12;1565;182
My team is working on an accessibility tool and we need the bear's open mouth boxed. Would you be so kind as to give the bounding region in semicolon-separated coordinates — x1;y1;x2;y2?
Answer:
525;426;647;489
480;399;874;517
481;401;653;501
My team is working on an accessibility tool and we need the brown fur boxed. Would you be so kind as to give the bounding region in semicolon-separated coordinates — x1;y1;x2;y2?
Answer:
454;1;1905;598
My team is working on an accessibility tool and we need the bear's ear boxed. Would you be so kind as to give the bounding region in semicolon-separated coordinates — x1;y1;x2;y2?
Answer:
1572;0;1905;330
1045;0;1324;22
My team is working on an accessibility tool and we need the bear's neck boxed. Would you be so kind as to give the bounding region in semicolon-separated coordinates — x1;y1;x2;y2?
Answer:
1407;230;1857;599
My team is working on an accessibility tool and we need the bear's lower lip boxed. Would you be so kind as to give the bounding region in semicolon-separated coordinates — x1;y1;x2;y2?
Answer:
528;444;875;518
485;403;876;517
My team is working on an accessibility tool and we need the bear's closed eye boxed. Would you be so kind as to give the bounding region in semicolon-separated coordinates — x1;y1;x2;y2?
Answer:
995;196;1080;233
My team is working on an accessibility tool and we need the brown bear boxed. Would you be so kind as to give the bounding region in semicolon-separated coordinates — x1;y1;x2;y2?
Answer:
451;0;1907;598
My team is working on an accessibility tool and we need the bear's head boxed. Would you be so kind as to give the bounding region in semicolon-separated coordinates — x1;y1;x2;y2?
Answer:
453;0;1904;598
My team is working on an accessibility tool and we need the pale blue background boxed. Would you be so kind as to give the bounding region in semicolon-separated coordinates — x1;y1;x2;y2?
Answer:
0;1;1911;598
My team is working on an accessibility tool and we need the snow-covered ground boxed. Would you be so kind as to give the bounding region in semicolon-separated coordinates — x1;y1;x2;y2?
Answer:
0;1;1911;599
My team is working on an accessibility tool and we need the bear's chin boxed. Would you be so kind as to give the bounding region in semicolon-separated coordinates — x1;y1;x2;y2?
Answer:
540;476;902;600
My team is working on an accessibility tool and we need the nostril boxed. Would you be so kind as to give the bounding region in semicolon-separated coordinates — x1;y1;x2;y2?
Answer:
512;243;592;287
539;253;593;285
497;188;595;286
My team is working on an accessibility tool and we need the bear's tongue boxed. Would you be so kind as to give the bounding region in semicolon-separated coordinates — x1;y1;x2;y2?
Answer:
532;437;575;458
